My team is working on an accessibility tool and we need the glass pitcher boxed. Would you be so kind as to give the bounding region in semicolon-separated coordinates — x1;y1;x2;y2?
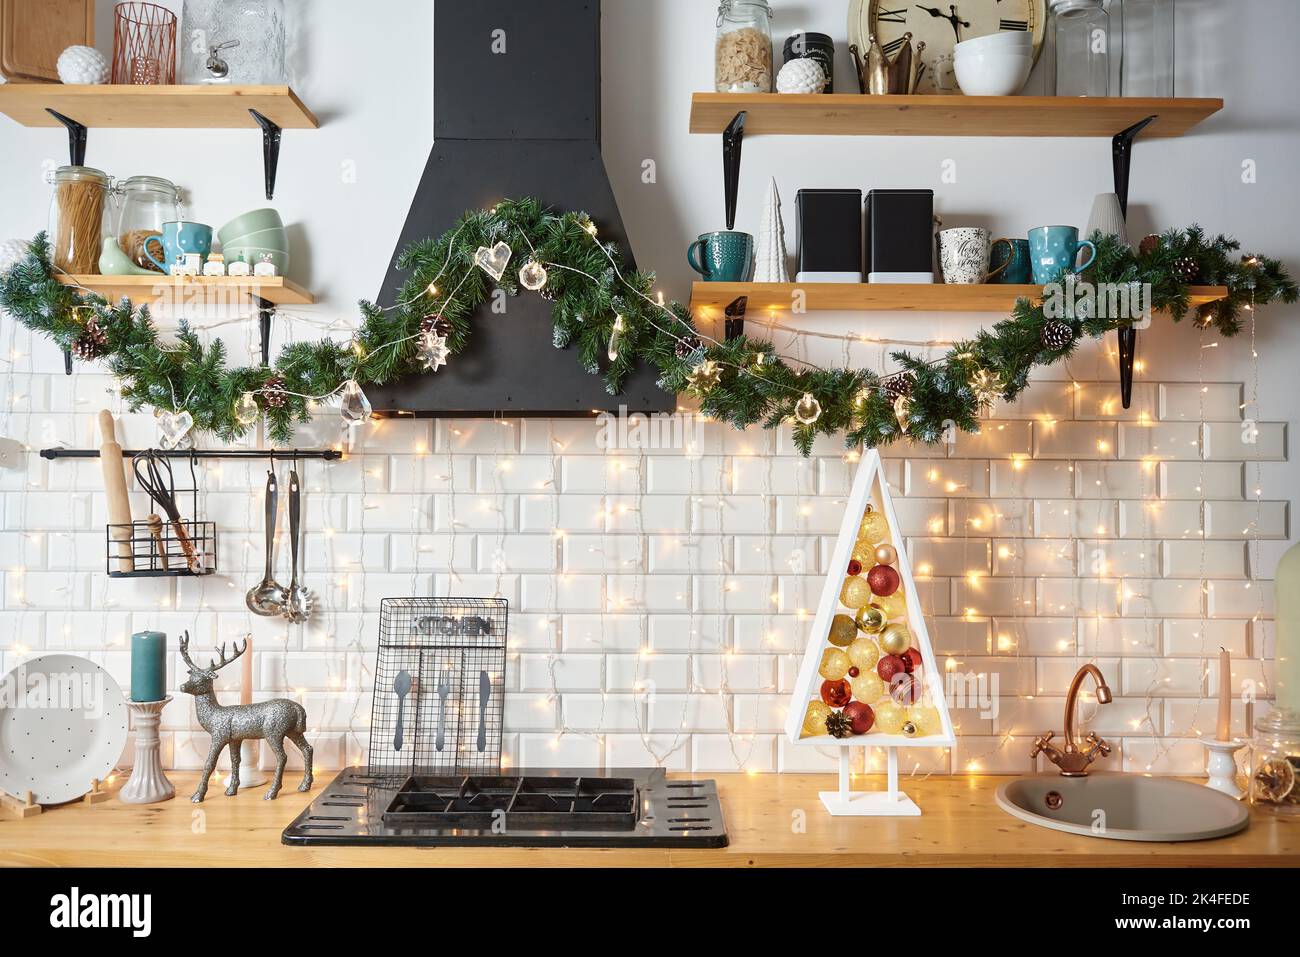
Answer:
179;0;287;85
114;175;181;273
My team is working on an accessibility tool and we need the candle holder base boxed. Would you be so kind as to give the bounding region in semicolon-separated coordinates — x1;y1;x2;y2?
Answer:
1203;738;1245;800
237;740;267;788
120;697;175;805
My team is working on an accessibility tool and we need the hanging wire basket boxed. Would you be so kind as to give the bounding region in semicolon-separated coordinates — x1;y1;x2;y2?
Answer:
111;2;178;85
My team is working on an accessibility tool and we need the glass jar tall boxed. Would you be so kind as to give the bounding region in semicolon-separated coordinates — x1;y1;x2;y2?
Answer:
179;0;286;85
114;176;182;273
1045;0;1112;97
715;0;774;93
46;167;113;276
1113;0;1175;97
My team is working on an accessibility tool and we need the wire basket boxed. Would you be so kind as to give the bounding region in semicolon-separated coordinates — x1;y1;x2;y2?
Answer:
107;519;216;578
112;2;177;85
368;598;508;779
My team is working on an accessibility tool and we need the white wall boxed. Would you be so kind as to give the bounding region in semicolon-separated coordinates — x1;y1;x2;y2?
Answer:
0;0;1295;775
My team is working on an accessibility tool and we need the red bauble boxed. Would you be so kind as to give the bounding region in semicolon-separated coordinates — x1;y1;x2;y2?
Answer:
902;648;923;673
848;666;860;678
877;654;906;683
890;673;921;705
843;700;876;735
820;679;852;708
867;564;901;597
847;559;863;577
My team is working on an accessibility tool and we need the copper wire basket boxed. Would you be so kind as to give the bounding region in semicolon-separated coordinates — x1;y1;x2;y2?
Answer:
111;2;177;85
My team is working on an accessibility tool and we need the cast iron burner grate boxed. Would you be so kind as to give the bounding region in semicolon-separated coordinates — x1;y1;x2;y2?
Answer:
282;767;728;849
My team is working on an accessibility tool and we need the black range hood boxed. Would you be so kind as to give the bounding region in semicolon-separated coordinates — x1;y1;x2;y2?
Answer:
369;0;676;418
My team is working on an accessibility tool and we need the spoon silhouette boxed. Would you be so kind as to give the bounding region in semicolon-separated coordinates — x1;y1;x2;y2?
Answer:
246;471;287;617
393;670;413;751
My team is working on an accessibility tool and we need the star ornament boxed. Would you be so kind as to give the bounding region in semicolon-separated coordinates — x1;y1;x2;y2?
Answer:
418;331;451;372
969;369;1004;409
686;359;723;394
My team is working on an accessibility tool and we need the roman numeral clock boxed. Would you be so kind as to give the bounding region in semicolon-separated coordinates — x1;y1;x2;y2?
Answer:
850;0;1045;93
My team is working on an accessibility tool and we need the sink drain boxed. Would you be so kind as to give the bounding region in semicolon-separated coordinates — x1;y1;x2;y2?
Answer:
1045;791;1064;810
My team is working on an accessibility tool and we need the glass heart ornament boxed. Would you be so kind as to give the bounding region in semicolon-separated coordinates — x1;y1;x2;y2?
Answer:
157;410;194;450
473;242;512;282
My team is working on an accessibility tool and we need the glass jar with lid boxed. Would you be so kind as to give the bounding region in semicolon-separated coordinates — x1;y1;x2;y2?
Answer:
1045;0;1111;97
1250;709;1300;816
114;175;181;273
46;166;113;276
716;0;774;93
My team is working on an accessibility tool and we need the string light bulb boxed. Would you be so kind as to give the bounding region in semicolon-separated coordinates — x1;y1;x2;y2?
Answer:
608;315;626;362
793;392;822;426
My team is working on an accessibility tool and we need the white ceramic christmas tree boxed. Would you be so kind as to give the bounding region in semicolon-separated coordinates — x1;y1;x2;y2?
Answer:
784;449;955;816
754;177;790;283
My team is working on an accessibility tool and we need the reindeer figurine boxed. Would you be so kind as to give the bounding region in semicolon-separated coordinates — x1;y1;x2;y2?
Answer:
179;632;313;803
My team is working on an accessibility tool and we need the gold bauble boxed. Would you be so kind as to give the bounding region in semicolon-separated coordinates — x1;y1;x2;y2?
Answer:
828;614;858;647
858;509;890;544
874;543;898;566
874;592;907;621
849;672;886;704
851;539;877;564
909;705;942;737
847;636;881;672
879;623;912;656
802;700;833;738
854;603;887;634
819;647;852;681
874;701;907;735
839;576;874;610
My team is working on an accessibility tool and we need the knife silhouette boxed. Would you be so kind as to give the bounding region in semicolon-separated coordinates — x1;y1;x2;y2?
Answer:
477;670;490;752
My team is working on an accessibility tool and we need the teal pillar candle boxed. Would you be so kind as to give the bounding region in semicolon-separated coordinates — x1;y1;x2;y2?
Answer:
130;631;167;703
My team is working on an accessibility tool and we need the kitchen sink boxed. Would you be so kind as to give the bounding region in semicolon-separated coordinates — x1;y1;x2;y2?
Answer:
996;774;1249;842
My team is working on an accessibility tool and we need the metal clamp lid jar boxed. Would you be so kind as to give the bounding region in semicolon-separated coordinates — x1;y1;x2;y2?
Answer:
716;0;774;93
1249;708;1300;815
45;166;113;276
114;175;181;273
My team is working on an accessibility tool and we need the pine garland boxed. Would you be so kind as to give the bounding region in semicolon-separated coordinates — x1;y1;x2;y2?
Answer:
0;206;1293;453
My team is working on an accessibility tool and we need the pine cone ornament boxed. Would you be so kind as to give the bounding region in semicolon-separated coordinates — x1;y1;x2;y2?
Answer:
1172;256;1200;284
1138;234;1161;258
882;372;915;402
263;375;288;409
675;335;702;360
825;710;853;739
71;317;108;361
1041;320;1074;351
420;315;452;339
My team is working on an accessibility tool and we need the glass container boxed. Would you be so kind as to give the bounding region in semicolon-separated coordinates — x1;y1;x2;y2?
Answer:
47;167;113;276
1045;0;1111;97
114;176;182;273
1113;0;1175;97
179;0;286;85
1250;709;1300;816
716;0;773;93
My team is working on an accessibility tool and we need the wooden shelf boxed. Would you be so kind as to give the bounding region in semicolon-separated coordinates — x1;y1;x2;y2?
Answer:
58;275;314;306
690;282;1228;314
689;94;1223;138
0;85;319;129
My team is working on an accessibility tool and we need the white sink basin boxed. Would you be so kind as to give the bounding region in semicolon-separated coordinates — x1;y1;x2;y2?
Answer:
996;774;1249;842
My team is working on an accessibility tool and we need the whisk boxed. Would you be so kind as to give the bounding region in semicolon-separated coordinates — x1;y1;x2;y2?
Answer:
133;451;204;573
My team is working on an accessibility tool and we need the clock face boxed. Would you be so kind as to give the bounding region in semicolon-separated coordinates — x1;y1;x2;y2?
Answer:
849;0;1046;94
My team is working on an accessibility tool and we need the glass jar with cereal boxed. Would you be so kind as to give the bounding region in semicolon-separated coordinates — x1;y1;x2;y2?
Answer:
716;0;773;93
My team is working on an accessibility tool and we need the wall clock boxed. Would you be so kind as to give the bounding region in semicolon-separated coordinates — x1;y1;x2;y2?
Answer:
849;0;1046;94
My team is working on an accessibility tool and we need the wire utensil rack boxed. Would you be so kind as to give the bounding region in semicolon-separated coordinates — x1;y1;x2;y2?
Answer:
368;598;508;779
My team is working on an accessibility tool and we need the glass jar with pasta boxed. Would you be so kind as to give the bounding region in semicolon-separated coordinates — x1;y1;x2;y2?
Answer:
716;0;773;93
46;166;113;276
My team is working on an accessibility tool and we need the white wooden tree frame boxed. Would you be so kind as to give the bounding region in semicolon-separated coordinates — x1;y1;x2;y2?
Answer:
784;449;956;816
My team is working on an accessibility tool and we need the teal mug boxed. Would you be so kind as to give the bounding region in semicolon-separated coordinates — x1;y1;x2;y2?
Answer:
989;238;1033;284
144;221;213;271
1028;225;1097;284
688;231;754;282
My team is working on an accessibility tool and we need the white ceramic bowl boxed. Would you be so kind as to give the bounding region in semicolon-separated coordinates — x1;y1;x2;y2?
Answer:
954;50;1033;96
954;32;1031;55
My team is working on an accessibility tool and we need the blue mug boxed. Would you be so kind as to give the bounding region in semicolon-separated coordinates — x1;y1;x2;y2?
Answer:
144;221;213;271
688;231;754;282
1028;226;1097;284
989;238;1033;284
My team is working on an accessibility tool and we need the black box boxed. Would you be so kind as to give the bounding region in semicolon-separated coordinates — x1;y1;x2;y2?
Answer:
795;189;863;282
864;189;935;282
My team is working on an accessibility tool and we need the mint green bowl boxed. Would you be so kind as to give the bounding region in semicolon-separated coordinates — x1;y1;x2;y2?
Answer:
218;208;284;247
222;227;289;253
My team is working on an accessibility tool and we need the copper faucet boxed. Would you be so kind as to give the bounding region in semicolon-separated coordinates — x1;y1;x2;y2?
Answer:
1030;664;1114;776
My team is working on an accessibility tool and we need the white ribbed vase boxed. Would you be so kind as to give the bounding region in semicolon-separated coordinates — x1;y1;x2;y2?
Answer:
119;697;175;804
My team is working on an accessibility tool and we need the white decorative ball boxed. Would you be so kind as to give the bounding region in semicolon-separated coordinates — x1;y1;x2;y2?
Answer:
776;58;827;95
57;45;110;85
0;239;30;276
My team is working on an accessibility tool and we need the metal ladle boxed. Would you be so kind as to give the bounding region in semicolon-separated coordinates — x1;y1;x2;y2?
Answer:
246;470;287;617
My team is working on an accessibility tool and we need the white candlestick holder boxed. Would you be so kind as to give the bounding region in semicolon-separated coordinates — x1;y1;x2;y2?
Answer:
120;697;175;804
237;739;267;788
1202;739;1246;799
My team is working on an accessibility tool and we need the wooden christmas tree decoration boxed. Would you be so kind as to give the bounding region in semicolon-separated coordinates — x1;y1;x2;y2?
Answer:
754;177;790;283
784;449;955;816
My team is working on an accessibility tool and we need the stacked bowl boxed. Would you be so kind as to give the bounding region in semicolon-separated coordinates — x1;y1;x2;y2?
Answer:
218;208;290;276
953;31;1033;96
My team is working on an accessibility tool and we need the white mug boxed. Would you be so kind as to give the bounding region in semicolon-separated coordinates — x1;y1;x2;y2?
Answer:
939;227;1009;285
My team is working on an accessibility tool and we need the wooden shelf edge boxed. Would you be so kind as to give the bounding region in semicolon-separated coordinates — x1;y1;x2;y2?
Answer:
690;282;1228;314
0;85;320;129
57;275;315;306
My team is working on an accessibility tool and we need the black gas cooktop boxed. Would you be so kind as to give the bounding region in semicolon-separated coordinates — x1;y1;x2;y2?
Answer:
282;768;728;849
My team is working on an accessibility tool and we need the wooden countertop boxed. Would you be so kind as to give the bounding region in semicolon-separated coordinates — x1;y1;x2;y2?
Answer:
2;772;1296;867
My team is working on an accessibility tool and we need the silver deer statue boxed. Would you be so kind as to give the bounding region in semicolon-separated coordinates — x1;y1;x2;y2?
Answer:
179;632;314;802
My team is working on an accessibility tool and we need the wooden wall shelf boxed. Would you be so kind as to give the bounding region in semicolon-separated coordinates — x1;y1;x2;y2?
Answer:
0;84;319;129
689;282;1228;315
57;275;314;306
689;94;1223;138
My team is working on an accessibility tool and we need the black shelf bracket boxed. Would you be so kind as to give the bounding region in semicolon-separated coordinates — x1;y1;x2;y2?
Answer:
724;296;747;342
250;109;283;201
254;296;276;367
41;447;343;462
722;111;746;231
46;108;88;166
1111;115;1157;410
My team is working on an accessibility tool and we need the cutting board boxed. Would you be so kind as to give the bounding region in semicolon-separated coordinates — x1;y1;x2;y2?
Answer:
1;0;95;83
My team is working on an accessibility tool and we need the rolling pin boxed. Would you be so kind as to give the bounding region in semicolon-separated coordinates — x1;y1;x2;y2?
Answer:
99;410;134;574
